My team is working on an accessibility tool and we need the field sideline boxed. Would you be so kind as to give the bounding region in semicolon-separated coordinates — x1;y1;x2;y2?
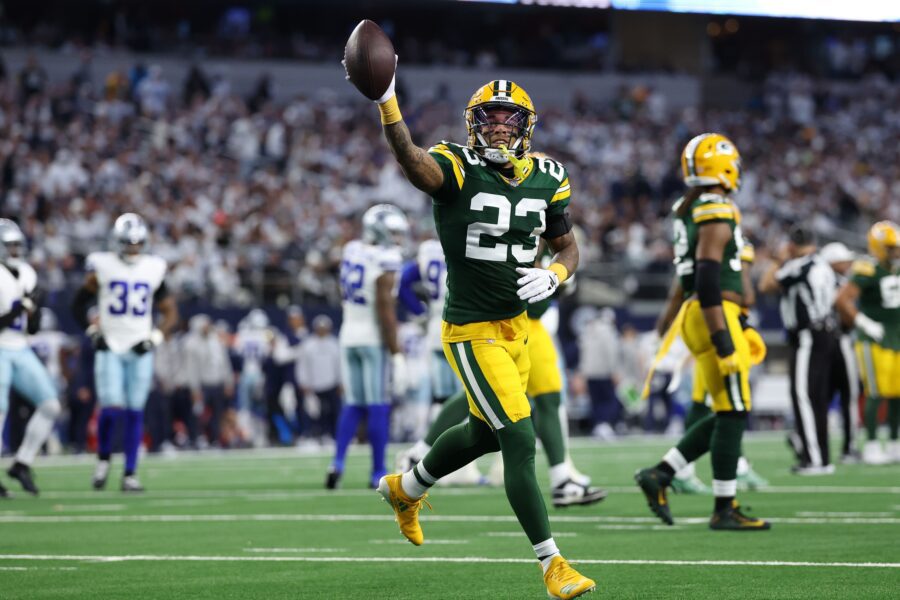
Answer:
0;433;897;599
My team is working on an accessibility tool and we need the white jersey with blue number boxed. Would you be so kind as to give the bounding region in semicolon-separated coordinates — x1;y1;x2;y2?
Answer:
234;327;273;374
88;252;167;354
0;262;38;350
339;239;402;348
417;240;447;351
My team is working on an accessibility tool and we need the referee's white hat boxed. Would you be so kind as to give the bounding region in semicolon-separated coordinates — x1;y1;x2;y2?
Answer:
820;242;855;264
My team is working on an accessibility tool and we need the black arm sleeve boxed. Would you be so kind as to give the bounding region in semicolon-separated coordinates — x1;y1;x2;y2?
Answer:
0;304;25;330
153;281;169;303
26;309;40;334
541;211;572;240
71;286;96;331
695;259;723;308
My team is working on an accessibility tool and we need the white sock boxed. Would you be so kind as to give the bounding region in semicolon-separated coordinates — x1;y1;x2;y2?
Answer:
549;463;571;489
712;479;737;497
737;456;750;476
400;461;434;499
533;538;560;573
409;440;431;459
15;399;61;466
663;447;688;472
675;461;696;480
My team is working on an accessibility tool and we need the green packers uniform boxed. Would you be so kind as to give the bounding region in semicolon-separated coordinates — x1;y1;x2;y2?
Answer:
427;142;571;428
852;258;900;399
671;193;751;413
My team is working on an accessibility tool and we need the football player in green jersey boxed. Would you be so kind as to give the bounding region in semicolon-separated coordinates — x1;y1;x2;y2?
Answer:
634;133;770;531
835;220;900;464
355;63;595;598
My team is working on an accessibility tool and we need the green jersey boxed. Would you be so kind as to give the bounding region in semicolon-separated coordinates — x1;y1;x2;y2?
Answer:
851;258;900;349
427;142;571;325
672;193;744;299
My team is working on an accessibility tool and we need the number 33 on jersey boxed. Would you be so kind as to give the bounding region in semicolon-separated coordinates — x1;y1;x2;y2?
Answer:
427;142;571;325
86;252;167;353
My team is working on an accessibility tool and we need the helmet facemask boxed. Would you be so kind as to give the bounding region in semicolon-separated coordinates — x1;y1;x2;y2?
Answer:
468;104;533;164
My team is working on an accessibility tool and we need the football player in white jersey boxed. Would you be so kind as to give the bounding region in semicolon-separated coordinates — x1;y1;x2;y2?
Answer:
0;219;62;496
326;204;409;489
72;213;178;492
234;309;274;445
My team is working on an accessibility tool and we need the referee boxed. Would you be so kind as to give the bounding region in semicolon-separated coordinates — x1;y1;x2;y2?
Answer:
760;225;837;475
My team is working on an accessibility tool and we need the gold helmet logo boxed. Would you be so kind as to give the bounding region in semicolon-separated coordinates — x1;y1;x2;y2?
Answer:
867;220;900;265
681;133;742;191
464;80;537;164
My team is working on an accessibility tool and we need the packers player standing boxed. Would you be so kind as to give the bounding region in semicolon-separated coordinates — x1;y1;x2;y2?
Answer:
635;133;770;531
835;221;900;464
355;67;595;598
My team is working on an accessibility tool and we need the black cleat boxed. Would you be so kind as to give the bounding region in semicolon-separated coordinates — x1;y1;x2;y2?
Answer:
634;467;673;525
552;479;608;508
7;462;39;496
325;467;342;490
709;501;771;531
0;481;9;498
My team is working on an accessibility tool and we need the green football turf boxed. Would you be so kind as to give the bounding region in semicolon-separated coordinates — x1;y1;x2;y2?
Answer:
0;434;897;599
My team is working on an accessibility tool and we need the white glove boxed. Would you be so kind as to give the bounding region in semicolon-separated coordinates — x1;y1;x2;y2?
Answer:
374;55;399;104
149;328;165;347
20;297;35;312
854;313;884;342
515;267;560;304
391;352;408;397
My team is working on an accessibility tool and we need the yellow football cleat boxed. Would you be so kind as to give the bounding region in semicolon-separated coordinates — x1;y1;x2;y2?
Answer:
377;474;431;546
543;556;596;599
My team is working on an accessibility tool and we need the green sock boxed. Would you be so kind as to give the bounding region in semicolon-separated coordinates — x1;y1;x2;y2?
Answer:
532;392;566;467
684;401;712;431
496;417;552;546
710;413;746;481
889;399;900;441
424;390;470;446
676;412;716;463
422;416;499;479
865;396;882;441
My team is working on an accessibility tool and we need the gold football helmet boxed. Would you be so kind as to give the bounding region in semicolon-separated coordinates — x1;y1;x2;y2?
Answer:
867;220;900;266
465;80;536;164
681;133;742;191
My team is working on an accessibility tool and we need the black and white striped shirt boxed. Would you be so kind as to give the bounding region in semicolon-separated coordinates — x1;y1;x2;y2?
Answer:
776;253;836;332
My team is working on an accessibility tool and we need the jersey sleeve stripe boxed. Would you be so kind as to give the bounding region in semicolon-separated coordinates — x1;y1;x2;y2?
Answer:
692;202;732;214
693;211;734;223
428;147;465;190
551;189;571;203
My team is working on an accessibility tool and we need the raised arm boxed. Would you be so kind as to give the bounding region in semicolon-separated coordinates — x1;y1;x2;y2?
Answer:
382;120;444;194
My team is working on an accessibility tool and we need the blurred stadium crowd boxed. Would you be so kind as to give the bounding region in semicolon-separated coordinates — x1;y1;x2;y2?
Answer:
1;55;898;309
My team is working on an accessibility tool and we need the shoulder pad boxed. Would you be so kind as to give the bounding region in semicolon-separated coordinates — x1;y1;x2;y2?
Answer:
852;259;876;277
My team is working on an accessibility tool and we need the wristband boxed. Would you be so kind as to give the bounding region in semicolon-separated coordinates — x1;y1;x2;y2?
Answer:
711;329;735;358
378;95;403;125
548;263;569;283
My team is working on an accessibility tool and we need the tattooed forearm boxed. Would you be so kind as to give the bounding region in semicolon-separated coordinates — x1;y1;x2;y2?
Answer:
383;121;444;193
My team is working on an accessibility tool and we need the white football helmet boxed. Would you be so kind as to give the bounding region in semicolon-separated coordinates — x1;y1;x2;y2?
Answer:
0;219;26;265
112;213;148;263
362;204;409;248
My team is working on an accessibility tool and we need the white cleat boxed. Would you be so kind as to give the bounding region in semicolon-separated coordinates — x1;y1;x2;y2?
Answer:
121;475;145;493
862;441;891;465
552;479;608;508
437;461;486;487
92;460;110;490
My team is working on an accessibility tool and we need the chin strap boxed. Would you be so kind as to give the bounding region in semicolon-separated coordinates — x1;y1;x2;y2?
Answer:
499;144;531;180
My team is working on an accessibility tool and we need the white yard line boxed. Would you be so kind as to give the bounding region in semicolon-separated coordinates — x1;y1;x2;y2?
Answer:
0;554;895;569
242;547;346;553
0;513;897;525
